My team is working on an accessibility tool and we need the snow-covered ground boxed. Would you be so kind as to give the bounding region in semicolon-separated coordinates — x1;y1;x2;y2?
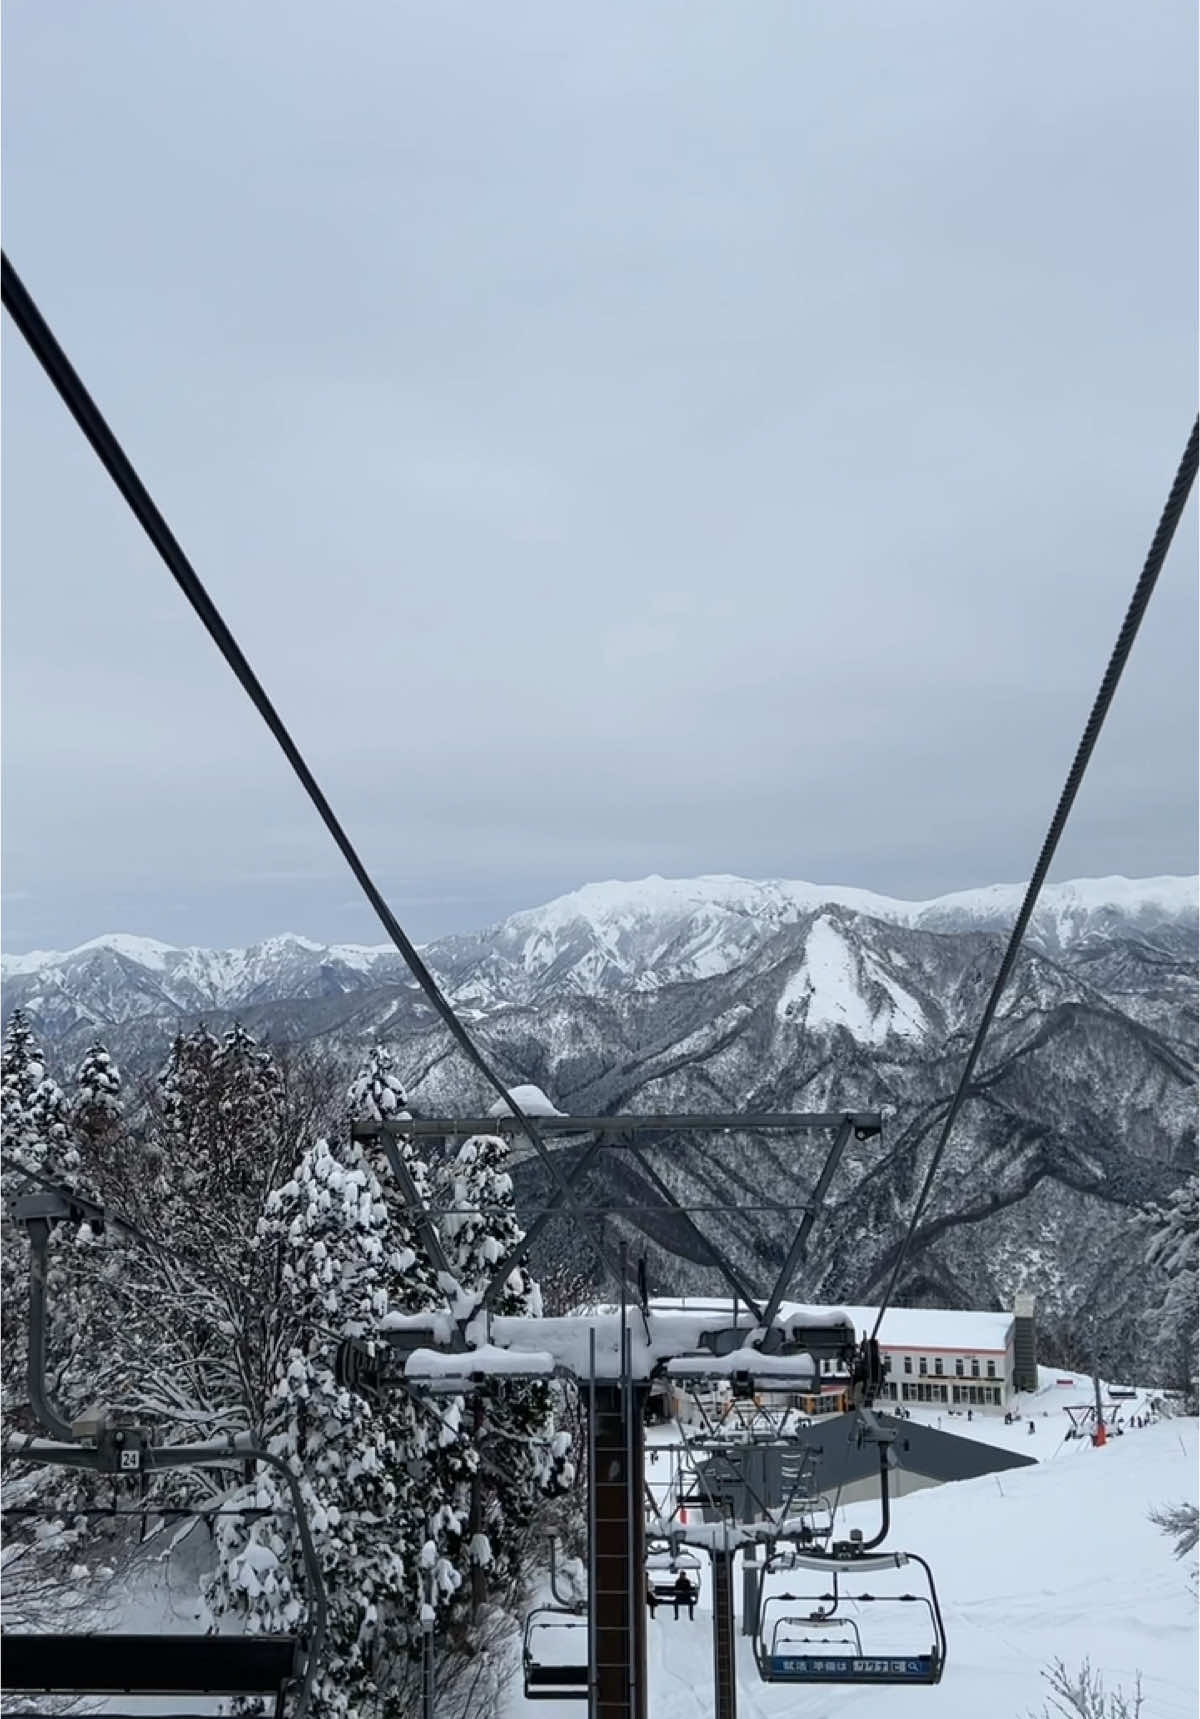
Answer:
49;1368;1193;1719
506;1393;1197;1719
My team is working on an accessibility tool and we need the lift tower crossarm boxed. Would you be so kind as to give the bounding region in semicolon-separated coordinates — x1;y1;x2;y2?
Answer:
352;1111;882;1140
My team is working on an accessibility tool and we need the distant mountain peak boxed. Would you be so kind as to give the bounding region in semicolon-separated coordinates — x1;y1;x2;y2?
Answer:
2;872;1194;1047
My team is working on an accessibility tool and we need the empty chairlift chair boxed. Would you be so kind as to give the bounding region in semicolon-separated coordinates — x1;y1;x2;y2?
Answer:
753;1551;946;1686
2;1632;303;1719
522;1606;589;1701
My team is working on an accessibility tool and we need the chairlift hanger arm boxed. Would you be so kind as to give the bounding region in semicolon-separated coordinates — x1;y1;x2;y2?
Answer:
17;1206;75;1443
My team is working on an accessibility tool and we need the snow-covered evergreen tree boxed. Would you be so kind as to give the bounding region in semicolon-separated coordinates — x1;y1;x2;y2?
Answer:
2;1010;76;1180
210;1132;464;1719
151;1023;289;1428
2;1010;44;1169
344;1042;497;1664
71;1040;125;1202
346;1044;477;1609
346;1042;410;1129
157;1023;285;1223
1;1015;110;1590
437;1133;574;1600
2;1013;87;1428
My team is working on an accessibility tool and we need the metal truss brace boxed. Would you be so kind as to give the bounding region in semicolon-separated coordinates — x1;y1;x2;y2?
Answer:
476;1134;608;1315
759;1117;855;1334
624;1143;765;1318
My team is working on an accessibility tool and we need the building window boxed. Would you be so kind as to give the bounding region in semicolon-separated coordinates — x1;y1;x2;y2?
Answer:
902;1382;914;1401
971;1358;980;1378
918;1357;928;1376
903;1356;912;1375
955;1358;964;1377
938;1384;948;1402
986;1360;996;1379
883;1356;892;1374
952;1386;961;1404
934;1357;944;1376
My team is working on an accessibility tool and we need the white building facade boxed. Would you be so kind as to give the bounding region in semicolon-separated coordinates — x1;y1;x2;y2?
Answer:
643;1297;1027;1418
800;1304;1018;1414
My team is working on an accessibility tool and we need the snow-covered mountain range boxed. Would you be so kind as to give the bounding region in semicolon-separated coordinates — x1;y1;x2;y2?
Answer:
4;872;1195;1383
4;872;1195;1040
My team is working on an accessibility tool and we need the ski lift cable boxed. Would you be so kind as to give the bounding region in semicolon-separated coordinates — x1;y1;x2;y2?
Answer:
0;251;621;1298
869;418;1198;1342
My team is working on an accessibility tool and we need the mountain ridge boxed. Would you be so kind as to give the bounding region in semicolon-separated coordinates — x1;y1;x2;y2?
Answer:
2;871;1194;1384
5;868;1194;985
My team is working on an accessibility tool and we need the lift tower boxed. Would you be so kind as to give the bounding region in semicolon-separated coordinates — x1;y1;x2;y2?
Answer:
359;1108;880;1719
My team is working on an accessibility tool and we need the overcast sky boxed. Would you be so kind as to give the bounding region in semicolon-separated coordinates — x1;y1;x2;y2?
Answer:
3;2;1196;954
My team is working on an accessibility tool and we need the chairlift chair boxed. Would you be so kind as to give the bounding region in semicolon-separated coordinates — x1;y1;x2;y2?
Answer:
522;1606;589;1701
753;1551;946;1686
0;1456;322;1719
644;1546;702;1618
2;1192;326;1719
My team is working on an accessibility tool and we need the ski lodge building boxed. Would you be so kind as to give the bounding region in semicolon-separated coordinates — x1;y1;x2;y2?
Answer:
657;1295;1037;1419
814;1298;1037;1413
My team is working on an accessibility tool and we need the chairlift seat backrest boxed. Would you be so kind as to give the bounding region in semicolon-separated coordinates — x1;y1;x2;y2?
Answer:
2;1634;300;1716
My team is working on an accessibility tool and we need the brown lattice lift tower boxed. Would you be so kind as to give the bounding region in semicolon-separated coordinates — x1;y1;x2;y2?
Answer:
355;1108;880;1719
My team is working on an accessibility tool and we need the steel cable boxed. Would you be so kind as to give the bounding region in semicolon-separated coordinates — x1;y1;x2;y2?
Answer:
869;418;1198;1341
0;251;619;1296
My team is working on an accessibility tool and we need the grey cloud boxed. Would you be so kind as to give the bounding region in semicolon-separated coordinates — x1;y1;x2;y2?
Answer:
2;0;1195;953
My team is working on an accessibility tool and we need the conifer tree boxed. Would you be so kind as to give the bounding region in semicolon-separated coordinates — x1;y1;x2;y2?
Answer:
150;1023;289;1429
438;1133;574;1599
73;1040;122;1121
2;1010;76;1179
71;1040;125;1195
1;1016;104;1560
345;1046;477;1627
2;1013;86;1426
210;1132;464;1719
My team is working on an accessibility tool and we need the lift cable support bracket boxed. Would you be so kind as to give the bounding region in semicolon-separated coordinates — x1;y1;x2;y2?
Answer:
354;1110;881;1351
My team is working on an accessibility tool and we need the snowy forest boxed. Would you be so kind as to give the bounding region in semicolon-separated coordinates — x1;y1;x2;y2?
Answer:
2;1009;1196;1719
1;1013;587;1719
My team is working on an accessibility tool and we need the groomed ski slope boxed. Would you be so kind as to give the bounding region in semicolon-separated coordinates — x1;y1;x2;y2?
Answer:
505;1414;1197;1719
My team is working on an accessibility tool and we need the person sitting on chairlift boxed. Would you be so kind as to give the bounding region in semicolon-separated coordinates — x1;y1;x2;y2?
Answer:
674;1569;697;1620
645;1574;658;1618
